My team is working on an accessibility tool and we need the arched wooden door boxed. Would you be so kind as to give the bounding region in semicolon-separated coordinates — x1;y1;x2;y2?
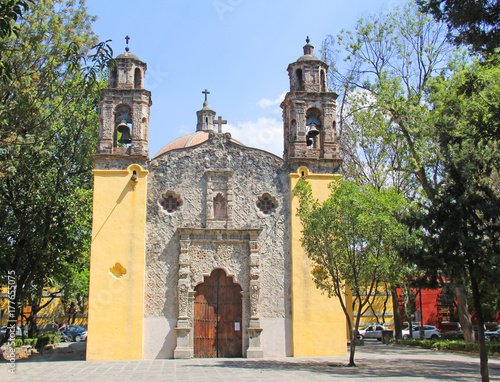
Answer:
194;269;242;358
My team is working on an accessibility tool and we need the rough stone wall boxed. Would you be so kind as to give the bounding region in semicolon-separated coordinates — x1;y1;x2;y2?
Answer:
145;134;291;323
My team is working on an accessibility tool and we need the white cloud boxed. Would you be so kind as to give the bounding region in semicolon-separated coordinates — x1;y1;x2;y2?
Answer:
225;117;283;157
257;91;286;114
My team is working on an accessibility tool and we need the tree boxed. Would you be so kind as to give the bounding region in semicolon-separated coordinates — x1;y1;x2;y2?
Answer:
0;0;111;336
0;0;34;85
294;178;409;366
405;57;500;382
324;1;478;344
417;0;500;54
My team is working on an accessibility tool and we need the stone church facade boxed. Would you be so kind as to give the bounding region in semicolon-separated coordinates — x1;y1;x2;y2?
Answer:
87;39;347;360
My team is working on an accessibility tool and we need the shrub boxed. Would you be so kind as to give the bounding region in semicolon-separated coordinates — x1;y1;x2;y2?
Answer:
10;339;23;348
398;338;500;355
22;338;38;348
35;333;61;349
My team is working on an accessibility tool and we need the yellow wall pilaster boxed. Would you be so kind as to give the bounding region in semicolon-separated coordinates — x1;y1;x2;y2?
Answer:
290;167;347;356
86;164;148;360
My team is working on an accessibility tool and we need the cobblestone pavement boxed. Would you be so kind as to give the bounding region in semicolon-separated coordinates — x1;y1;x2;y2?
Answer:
1;342;499;381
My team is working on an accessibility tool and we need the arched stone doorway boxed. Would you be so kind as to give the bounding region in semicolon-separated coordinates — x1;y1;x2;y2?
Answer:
194;268;242;358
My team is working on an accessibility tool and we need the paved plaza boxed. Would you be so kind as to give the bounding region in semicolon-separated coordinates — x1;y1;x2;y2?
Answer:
1;342;499;381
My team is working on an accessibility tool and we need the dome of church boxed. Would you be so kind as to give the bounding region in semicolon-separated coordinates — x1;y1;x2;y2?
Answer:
116;51;141;61
153;131;245;158
154;131;210;157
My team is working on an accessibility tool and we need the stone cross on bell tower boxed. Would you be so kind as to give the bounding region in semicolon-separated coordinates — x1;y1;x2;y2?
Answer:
196;89;216;132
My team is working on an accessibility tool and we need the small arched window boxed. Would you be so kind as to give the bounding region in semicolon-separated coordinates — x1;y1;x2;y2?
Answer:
296;69;303;90
109;67;118;88
134;68;142;89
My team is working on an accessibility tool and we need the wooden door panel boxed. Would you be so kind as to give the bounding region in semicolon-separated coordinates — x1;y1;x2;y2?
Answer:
194;281;218;357
218;275;242;357
193;269;242;358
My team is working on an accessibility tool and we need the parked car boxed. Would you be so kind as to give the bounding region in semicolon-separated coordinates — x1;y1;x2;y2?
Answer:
60;325;87;342
357;325;389;340
402;325;441;340
485;326;500;342
0;325;23;340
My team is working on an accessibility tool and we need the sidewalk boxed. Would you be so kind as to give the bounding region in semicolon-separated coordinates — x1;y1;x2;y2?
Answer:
1;342;499;381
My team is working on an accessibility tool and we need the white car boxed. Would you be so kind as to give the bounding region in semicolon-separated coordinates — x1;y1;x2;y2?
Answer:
485;326;500;342
402;325;441;340
357;325;389;340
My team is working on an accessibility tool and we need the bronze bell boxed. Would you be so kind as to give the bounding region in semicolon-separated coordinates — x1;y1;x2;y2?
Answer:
306;136;313;146
117;123;132;144
307;125;320;137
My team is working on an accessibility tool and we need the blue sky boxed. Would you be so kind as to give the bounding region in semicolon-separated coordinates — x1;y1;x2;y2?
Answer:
85;0;400;157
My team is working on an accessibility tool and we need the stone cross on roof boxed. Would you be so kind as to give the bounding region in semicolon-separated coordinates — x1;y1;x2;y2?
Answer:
214;116;227;133
125;35;130;52
202;89;210;102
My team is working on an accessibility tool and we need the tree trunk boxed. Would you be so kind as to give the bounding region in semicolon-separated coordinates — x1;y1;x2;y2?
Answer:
454;280;475;345
468;265;489;382
391;286;403;340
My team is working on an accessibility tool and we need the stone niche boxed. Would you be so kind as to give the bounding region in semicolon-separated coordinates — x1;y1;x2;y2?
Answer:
173;227;264;359
205;169;233;228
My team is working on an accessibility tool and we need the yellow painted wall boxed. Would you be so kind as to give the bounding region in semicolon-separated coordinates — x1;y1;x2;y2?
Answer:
0;287;88;328
354;289;395;329
290;167;347;356
86;164;148;360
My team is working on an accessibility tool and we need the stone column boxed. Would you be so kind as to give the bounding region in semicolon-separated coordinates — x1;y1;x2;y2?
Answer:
174;233;193;358
246;234;264;358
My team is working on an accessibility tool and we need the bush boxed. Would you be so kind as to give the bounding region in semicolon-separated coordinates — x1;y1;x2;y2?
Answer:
23;338;38;347
398;339;500;355
11;339;23;348
35;333;61;349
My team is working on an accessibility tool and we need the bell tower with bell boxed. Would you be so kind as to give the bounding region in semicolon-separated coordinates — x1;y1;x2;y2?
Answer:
286;39;348;358
87;37;150;361
95;36;151;168
281;37;341;174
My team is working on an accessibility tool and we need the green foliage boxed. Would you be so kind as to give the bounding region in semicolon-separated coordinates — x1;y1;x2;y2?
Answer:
35;333;60;348
21;338;37;347
0;0;112;330
295;179;407;296
417;0;500;54
398;338;500;355
11;338;23;348
404;57;500;294
294;177;410;365
326;1;464;203
0;0;32;39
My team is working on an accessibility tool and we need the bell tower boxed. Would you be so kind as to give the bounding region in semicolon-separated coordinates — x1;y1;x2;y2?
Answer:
87;38;150;361
281;37;341;174
287;38;348;358
95;38;152;168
